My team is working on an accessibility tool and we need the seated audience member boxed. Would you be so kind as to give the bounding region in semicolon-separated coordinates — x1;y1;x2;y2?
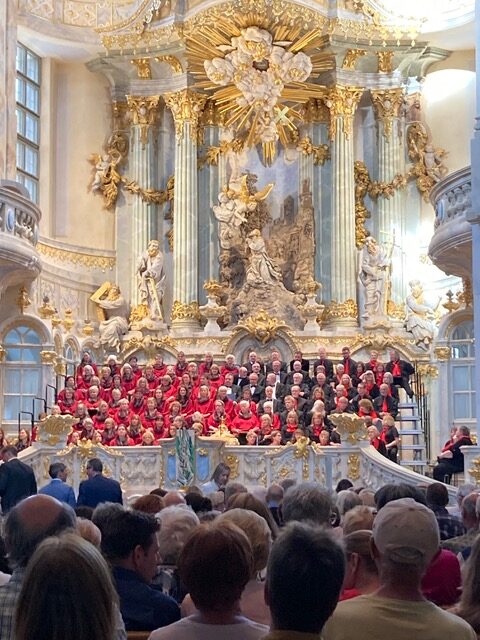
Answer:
367;425;388;457
454;536;480;635
336;479;353;493
163;491;186;507
226;492;278;540
282;482;333;527
421;544;462;607
183;509;272;625
245;430;259;445
185;493;212;516
374;483;427;511
201;462;230;496
319;429;332;446
340;530;379;601
342;506;375;535
386;349;415;399
323;498;476;640
433;426;473;483
0;495;77;638
267;430;283;446
426;483;465;541
101;507;180;631
14;429;31;453
38;462;76;507
380;415;400;463
132;494;165;514
263;522;345;639
155;505;200;602
14;533;119;640
224;482;248;504
149;522;269;639
266;483;284;528
336;490;362;520
373;383;399;419
443;492;480;557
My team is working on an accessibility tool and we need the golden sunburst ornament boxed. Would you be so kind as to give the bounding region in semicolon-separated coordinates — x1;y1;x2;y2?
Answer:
186;16;333;164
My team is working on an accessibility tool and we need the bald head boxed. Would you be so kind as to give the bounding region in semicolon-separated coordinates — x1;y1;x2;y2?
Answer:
5;495;76;567
163;491;186;507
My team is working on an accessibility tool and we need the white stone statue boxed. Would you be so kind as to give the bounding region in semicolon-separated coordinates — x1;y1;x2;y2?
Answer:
91;154;111;192
213;188;248;249
245;229;283;287
136;240;166;321
91;283;128;353
405;280;438;348
359;235;393;320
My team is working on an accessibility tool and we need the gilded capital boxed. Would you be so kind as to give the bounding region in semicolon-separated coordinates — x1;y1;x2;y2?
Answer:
371;88;404;139
323;86;363;140
171;300;201;321
126;95;161;145
164;90;208;142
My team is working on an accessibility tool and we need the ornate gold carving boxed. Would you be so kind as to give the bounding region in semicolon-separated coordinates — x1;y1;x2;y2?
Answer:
342;49;367;70
301;99;330;124
38;295;56;319
54;358;67;376
298;137;330;166
323;299;358;321
17;286;31;313
407;122;448;202
198;138;244;170
37;243;115;271
236;311;289;345
460;277;473;307
0;346;6;362
329;413;368;445
127;95;160;146
224;453;240;479
377;51;394;73
442;290;461;314
37;414;79;446
386;300;406;321
112;101;129;131
354;160;407;248
76;437;123;459
171;300;202;322
130;58;152;79
416;364;439;379
62;309;75;332
468;458;480;483
82;320;95;337
371;88;404;139
40;350;57;365
434;346;451;361
203;280;223;304
164;90;208;143
323;86;363;140
210;418;239;445
154;55;183;74
347;454;361;481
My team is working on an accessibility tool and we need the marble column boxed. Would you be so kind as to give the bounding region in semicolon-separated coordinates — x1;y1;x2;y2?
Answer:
165;89;207;330
126;96;160;308
371;88;406;305
324;85;363;326
0;0;17;180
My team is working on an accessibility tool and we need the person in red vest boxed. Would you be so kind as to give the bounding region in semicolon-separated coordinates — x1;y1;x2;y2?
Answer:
385;350;415;399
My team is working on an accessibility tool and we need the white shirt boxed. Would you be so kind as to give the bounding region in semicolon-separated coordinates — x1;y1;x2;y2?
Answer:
148;616;268;640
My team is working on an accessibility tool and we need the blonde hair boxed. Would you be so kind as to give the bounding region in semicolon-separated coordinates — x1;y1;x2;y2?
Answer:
342;505;376;535
14;533;118;640
218;508;271;575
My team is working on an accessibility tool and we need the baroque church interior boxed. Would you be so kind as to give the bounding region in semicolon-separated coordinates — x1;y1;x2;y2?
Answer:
0;0;479;494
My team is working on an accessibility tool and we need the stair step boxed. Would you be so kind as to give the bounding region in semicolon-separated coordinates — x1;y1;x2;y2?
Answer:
398;429;425;436
397;415;421;422
400;459;428;465
400;444;425;450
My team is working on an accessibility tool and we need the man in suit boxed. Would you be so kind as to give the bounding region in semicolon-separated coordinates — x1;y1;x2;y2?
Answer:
0;446;37;514
266;350;288;373
39;462;76;507
264;373;287;401
312;346;334;380
339;346;357;378
289;350;310;374
77;457;123;508
271;360;288;384
247;372;265;403
242;351;266;375
373;383;399;419
385;350;415;399
286;360;310;385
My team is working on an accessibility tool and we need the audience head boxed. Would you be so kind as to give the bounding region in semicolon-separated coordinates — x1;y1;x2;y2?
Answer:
343;529;378;590
131;494;165;514
218;508;271;575
226;491;278;539
457;483;478;508
335;478;353;493
374;483;427;511
457;536;480;633
266;483;284;506
342;505;376;535
282;482;333;527
76;518;102;547
185;492;213;514
336;490;362;517
163;491;186;507
157;505;200;565
85;458;103;478
178;521;253;614
48;462;68;481
426;483;449;510
372;497;440;574
5;495;76;568
266;522;345;634
14;533;118;640
211;462;231;488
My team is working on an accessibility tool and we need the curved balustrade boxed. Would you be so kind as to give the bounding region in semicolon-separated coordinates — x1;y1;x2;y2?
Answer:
428;166;472;277
0;181;42;288
19;436;458;503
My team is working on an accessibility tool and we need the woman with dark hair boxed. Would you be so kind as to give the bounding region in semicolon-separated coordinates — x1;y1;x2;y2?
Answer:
15;429;31;452
0;429;9;450
201;463;231;496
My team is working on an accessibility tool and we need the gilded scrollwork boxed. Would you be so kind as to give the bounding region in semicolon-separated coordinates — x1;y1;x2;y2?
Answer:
235;311;289;345
297;137;330;166
329;413;368;445
370;88;404;139
130;58;152;79
407;122;448;201
154;55;183;74
342;48;367;70
171;300;202;322
164;90;208;143
323;299;358;321
127;95;160;145
323;86;364;140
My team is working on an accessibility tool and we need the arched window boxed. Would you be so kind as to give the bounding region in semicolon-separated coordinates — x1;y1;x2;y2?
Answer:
3;325;43;423
64;341;78;377
449;319;475;424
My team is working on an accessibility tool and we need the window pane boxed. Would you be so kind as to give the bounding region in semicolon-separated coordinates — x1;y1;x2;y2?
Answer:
22;369;41;393
452;344;469;359
16;141;25;170
25;113;38;144
16;108;25;136
16;45;26;74
471;393;477;419
5;369;21;393
24;146;38;176
452;366;469;391
22;347;41;363
6;348;22;362
25;329;41;344
5;328;21;344
23;177;38;203
452;320;474;341
26;51;39;83
25;83;39;114
454;394;469;419
4;396;20;421
16;77;25;104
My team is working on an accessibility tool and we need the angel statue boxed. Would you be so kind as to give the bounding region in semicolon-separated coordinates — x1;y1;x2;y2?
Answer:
90;282;129;353
405;280;440;349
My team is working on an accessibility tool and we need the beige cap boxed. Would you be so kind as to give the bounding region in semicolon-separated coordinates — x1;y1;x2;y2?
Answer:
373;497;439;565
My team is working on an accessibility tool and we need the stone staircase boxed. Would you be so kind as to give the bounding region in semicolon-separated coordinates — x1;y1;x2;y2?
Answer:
396;392;428;475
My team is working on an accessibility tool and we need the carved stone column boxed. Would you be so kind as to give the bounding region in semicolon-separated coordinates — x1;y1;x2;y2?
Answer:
165;89;207;330
371;88;405;305
126;96;160;308
323;86;363;326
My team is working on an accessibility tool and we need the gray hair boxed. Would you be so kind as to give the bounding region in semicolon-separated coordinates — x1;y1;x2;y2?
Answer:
458;483;478;507
5;501;76;568
224;482;248;503
336;490;362;517
282;483;333;526
218;508;272;574
91;502;125;537
157;505;200;564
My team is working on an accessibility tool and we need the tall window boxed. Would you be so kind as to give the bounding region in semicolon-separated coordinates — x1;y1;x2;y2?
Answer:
3;325;43;424
450;319;476;424
16;44;40;203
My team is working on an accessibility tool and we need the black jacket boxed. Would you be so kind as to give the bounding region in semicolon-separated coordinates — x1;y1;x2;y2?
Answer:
0;458;37;513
